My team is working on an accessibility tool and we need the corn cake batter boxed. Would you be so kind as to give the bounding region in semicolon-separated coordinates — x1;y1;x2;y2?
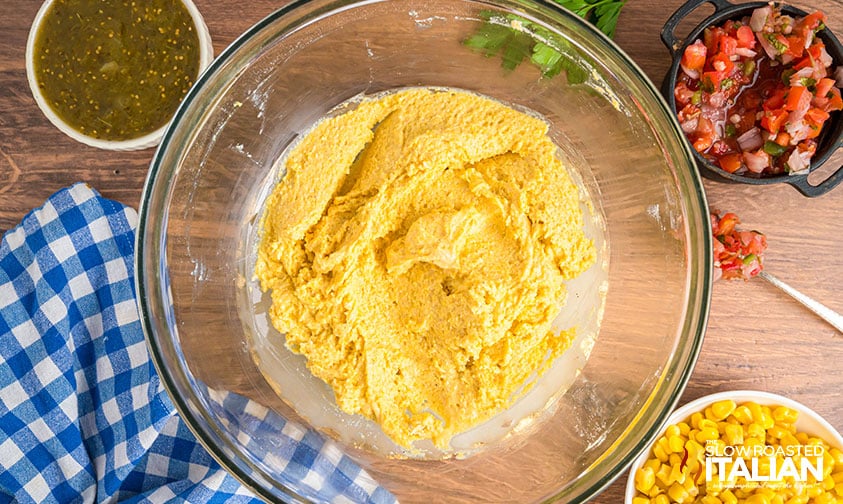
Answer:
255;88;595;450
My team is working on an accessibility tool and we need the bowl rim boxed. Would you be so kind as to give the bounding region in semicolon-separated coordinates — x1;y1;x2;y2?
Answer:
623;389;843;503
135;0;713;501
660;0;843;197
24;0;215;151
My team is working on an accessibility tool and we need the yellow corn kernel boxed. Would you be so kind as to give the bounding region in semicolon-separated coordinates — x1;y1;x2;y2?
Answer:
703;406;718;422
668;482;690;503
785;496;809;504
720;489;738;504
724;423;744;446
631;498;649;504
824;451;836;479
835;482;843;497
691;412;704;430
699;418;719;431
652;494;670;504
665;424;681;439
686;439;704;459
808;484;824;498
669;453;682;467
823;475;836;491
813;492;837;504
653;443;668;463
768;425;790;440
732;405;754;424
772;406;799;424
747;423;766;440
745;493;772;504
832;471;843;484
780;433;801;449
678;421;691;437
656;463;673;486
669;462;686;485
668;435;685;453
644;458;661;472
697;427;720;443
711;400;737;421
830;448;843;466
700;496;723;504
635;466;656;493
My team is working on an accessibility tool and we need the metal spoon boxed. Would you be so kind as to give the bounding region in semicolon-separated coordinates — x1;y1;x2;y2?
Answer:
758;270;843;334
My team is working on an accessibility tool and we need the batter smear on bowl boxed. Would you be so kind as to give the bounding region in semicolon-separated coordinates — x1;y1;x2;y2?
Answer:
255;88;596;450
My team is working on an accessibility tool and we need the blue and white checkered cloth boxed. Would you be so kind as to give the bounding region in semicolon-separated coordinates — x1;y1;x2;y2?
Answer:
0;183;396;504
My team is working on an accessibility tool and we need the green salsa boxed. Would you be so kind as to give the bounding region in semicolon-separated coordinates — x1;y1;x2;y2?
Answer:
33;0;201;141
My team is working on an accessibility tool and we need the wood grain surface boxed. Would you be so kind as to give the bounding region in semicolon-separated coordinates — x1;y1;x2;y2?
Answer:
2;0;842;502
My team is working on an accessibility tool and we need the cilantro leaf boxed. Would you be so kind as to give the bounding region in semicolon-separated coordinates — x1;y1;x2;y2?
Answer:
555;0;627;38
463;0;626;80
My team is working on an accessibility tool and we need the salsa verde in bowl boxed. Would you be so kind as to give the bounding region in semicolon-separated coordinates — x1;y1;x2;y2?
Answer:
25;0;214;151
661;0;843;197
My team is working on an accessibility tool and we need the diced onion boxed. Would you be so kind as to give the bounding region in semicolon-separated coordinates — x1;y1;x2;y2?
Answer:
736;127;763;152
750;6;771;32
743;150;770;173
786;148;811;174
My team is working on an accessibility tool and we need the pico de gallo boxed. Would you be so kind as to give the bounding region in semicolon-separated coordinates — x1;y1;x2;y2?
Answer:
675;5;843;176
711;211;767;281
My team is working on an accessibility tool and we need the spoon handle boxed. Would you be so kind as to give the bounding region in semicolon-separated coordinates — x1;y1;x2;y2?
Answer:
758;271;843;335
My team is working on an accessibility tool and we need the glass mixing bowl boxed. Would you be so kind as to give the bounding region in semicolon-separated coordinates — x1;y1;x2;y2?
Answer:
135;0;712;501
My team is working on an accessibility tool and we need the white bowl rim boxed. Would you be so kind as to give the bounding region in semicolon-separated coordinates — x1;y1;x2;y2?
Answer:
24;0;215;151
624;389;843;503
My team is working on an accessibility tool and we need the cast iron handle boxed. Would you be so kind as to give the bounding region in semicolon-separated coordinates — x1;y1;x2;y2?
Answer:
786;146;843;197
660;0;733;57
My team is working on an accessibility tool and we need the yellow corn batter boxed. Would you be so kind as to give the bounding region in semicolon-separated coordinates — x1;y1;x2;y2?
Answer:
255;88;595;450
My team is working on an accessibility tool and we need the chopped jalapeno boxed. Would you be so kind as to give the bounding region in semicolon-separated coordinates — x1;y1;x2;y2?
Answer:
763;141;787;156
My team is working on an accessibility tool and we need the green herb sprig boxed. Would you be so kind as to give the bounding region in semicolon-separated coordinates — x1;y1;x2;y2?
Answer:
556;0;627;38
463;0;627;80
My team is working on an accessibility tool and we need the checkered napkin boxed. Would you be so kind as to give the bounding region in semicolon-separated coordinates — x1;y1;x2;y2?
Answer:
0;183;396;504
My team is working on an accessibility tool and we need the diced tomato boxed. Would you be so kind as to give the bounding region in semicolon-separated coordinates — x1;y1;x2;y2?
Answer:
718;35;739;57
718;153;743;173
785;86;811;112
799;11;827;34
736;25;755;48
680;40;707;77
764;87;787;110
702;71;725;91
805;107;830;125
785;34;807;59
774;132;791;147
703;26;725;53
807;41;826;63
815;78;836;100
709;52;735;74
793;55;814;71
691;116;715;152
760;108;788;134
826;88;843;112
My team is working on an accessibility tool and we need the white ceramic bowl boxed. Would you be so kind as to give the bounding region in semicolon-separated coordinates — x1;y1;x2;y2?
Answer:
625;390;843;503
25;0;214;151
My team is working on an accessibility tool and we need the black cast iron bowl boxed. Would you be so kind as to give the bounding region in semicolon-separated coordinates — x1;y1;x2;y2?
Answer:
661;0;843;197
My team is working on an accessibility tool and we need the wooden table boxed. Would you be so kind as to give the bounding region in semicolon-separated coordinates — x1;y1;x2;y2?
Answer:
1;0;841;502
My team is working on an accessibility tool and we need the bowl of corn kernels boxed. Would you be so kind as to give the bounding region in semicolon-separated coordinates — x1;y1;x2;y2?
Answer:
625;390;843;504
